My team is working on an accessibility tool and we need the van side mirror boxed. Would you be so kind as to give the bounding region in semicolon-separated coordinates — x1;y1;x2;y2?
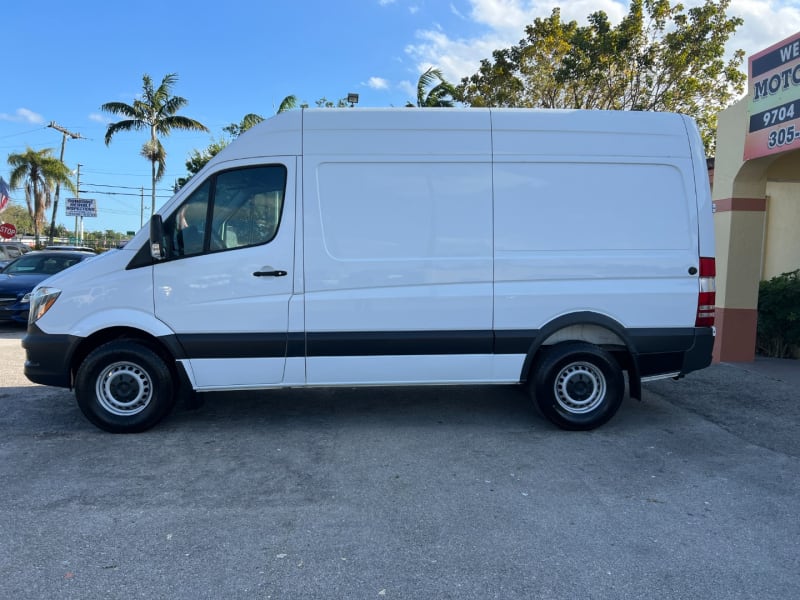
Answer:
150;215;166;260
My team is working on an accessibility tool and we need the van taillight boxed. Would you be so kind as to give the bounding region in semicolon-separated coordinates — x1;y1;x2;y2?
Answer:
696;257;716;327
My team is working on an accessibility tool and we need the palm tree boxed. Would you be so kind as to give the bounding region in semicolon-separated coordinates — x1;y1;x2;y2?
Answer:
408;67;458;107
224;95;299;137
7;147;76;247
276;95;298;114
101;73;208;216
222;113;265;138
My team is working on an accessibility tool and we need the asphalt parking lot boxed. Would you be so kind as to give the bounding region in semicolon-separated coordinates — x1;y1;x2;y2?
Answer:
0;324;798;600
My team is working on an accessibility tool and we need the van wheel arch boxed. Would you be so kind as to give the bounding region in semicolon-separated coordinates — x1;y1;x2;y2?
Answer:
70;328;192;405
521;312;642;400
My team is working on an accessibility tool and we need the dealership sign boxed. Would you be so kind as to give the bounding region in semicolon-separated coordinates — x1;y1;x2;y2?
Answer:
745;31;800;160
66;197;97;217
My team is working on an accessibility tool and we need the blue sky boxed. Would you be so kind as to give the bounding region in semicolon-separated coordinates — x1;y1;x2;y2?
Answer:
3;0;800;234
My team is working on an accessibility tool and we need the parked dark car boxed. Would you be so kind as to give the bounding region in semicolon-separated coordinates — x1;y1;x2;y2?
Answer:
0;250;94;323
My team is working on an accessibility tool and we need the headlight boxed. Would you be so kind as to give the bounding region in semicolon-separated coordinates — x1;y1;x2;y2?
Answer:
28;286;62;324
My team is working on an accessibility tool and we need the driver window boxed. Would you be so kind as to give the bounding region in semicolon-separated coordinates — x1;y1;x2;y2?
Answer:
162;165;287;260
212;166;287;248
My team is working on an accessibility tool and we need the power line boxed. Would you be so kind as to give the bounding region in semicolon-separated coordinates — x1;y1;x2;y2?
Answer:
82;182;174;192
77;189;172;199
48;121;85;141
0;126;49;140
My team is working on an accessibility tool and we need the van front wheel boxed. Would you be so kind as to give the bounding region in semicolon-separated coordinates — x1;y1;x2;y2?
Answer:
75;341;176;433
530;342;624;430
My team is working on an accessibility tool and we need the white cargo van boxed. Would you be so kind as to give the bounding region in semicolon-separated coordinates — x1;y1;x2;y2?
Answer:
23;108;716;433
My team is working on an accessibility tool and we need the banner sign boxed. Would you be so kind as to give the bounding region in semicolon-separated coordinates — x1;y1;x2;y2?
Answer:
744;31;800;160
66;198;97;217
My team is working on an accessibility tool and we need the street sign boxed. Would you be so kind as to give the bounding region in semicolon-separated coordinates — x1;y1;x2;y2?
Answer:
0;223;17;239
66;198;97;217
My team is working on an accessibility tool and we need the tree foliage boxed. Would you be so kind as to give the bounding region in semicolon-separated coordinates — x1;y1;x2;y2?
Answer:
457;0;745;153
7;147;76;246
407;67;458;107
101;73;208;215
757;270;800;358
312;97;348;108
1;202;35;236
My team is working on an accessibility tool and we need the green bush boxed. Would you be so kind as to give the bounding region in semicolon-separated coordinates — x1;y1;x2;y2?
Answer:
757;269;800;358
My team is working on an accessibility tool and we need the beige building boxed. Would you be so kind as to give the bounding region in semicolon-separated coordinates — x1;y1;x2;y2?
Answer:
713;31;800;361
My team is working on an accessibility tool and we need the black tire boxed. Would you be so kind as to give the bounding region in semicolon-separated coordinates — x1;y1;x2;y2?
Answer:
530;342;624;431
75;340;176;433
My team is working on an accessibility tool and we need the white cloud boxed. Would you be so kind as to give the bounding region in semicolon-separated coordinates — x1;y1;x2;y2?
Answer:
409;5;419;14
467;0;626;35
405;0;800;84
379;0;396;5
398;79;417;100
367;77;390;90
88;113;113;124
0;108;44;124
727;0;800;57
406;28;504;83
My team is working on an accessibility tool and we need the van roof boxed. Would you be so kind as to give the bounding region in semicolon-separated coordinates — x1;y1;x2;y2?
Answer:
213;108;691;165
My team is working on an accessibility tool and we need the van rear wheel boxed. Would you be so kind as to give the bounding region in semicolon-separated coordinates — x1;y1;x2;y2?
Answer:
530;342;624;430
75;340;176;433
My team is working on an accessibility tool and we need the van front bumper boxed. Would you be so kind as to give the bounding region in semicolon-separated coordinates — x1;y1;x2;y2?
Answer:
22;324;81;388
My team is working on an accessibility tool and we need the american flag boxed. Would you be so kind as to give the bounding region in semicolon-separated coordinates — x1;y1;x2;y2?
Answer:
0;177;10;213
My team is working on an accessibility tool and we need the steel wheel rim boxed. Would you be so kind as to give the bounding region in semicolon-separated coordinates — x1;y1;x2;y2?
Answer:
95;361;153;416
553;361;606;414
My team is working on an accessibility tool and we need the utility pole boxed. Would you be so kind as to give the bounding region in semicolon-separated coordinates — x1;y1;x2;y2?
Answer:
140;187;145;229
75;164;82;243
47;121;84;244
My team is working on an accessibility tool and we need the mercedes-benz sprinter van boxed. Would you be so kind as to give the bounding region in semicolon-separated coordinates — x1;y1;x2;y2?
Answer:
23;108;716;432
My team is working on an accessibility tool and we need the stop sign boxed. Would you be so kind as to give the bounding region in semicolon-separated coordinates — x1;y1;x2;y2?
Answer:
0;223;17;239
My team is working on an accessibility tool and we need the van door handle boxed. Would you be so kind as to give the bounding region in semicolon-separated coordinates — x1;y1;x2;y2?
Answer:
253;269;287;277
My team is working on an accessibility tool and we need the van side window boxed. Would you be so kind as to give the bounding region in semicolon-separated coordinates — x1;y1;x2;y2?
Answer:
161;165;287;259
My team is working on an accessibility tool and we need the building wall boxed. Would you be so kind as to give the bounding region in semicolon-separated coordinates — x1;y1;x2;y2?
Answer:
713;99;800;362
764;180;800;279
